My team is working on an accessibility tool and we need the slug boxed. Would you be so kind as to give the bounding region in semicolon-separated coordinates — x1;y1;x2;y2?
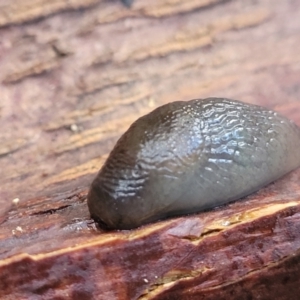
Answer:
121;0;134;7
88;98;300;230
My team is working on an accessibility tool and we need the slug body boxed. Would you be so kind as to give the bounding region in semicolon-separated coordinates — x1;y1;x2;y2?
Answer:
88;98;300;229
121;0;134;7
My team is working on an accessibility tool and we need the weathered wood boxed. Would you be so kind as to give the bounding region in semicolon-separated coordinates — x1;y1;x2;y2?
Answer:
1;0;300;299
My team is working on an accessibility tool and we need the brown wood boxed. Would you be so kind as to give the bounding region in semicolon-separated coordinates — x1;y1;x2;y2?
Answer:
1;0;300;299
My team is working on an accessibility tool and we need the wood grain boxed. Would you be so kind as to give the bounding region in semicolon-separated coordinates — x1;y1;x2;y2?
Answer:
0;0;300;299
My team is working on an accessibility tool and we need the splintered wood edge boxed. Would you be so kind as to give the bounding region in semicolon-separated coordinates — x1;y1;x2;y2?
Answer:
0;194;299;299
1;200;299;266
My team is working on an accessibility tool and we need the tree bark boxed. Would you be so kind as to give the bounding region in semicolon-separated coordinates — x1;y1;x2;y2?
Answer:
1;0;300;299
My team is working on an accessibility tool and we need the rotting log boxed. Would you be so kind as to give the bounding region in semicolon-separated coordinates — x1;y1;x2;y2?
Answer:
1;171;300;299
1;0;300;299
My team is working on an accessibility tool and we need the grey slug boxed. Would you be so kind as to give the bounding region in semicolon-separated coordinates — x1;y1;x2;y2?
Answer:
121;0;134;7
88;98;300;230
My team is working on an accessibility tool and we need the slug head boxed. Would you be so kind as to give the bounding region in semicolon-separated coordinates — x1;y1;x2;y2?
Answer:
87;101;206;229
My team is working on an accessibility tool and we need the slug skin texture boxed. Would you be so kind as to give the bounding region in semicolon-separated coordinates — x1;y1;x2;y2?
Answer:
88;98;300;230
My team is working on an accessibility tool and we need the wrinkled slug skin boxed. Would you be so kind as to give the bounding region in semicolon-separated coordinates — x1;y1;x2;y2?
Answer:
88;98;300;230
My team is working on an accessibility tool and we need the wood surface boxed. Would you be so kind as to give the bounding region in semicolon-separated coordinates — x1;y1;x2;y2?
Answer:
1;0;300;299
